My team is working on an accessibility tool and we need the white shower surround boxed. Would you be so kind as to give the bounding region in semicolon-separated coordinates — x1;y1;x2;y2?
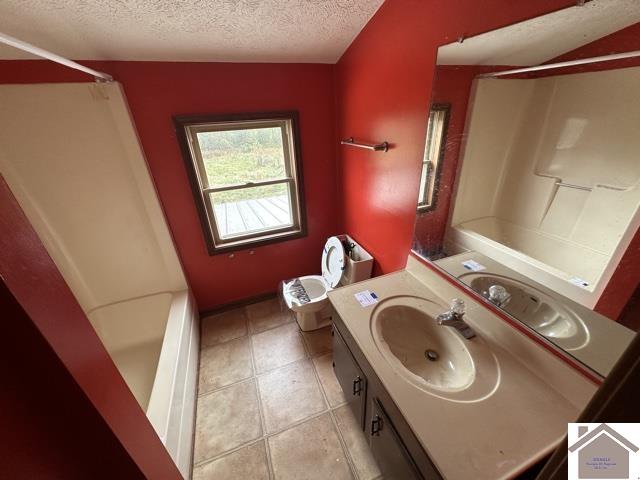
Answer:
0;82;198;477
447;68;640;308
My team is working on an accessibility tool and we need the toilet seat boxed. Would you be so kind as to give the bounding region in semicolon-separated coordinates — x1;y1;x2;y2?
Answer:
299;275;330;301
321;236;346;288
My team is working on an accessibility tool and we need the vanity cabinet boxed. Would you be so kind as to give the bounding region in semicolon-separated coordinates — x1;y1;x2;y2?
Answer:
331;315;550;480
332;319;441;479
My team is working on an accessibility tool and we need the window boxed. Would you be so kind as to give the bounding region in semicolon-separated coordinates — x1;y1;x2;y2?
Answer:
417;104;450;212
174;112;306;254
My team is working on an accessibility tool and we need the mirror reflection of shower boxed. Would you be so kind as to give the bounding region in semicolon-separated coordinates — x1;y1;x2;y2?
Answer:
412;0;640;377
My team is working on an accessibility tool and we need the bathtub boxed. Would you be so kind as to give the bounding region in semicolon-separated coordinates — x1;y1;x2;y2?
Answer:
87;290;199;478
445;216;610;308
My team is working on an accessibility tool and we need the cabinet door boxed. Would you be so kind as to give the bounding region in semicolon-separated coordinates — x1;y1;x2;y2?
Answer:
332;325;366;428
370;398;423;480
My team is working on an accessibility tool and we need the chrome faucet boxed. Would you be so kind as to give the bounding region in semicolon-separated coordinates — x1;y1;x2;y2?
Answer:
485;284;511;308
436;299;476;339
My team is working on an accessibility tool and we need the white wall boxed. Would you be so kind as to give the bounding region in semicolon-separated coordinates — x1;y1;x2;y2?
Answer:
0;83;186;312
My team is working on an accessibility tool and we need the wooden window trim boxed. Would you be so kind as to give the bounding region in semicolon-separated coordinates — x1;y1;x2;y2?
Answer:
173;111;307;255
417;103;451;214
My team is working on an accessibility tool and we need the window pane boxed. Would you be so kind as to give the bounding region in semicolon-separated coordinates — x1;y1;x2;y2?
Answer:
418;106;448;210
210;183;293;239
424;110;446;162
197;127;287;188
418;162;429;205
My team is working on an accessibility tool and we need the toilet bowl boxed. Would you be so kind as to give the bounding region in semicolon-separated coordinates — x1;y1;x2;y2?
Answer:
283;275;332;330
282;235;373;331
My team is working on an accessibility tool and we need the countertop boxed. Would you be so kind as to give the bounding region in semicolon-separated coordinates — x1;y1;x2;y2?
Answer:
435;250;634;377
328;268;592;479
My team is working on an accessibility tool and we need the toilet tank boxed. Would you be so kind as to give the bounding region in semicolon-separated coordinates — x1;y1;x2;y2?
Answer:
340;235;374;286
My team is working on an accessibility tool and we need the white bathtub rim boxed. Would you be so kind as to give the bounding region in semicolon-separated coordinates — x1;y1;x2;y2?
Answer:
454;219;599;289
85;290;177;316
445;224;601;308
146;289;190;442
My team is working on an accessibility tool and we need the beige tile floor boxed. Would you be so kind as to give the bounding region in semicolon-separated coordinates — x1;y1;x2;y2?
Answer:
193;297;382;480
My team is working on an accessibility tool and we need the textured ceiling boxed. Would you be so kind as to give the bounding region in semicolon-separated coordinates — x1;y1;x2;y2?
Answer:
0;0;384;63
438;0;640;66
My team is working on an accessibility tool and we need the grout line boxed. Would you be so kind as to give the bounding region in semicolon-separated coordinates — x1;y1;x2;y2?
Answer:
197;332;253;397
247;316;275;480
249;318;295;337
300;330;334;359
192;437;265;470
197;374;252;398
246;302;295;336
328;407;359;480
199;291;278;319
263;436;275;480
265;408;331;438
308;351;331;411
254;352;308;377
252;322;310;376
190;321;204;478
196;375;255;399
298;327;313;359
199;310;250;350
309;341;359;480
199;330;249;352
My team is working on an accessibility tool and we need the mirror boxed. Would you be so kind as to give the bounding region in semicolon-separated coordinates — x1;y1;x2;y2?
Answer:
413;0;640;377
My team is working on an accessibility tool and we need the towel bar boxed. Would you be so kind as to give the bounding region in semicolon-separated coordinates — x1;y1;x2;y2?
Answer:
341;137;389;152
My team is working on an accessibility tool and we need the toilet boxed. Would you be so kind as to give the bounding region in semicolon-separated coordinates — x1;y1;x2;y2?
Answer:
282;235;373;331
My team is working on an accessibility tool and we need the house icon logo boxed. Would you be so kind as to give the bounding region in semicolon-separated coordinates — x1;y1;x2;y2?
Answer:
568;423;640;479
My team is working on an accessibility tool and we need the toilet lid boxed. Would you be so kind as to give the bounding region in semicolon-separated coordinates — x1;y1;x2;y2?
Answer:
321;236;346;288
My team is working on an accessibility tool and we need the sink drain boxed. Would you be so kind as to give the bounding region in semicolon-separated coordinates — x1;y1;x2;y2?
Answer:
425;349;439;361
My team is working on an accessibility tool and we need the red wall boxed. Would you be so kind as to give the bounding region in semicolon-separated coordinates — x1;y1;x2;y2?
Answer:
0;280;144;480
596;226;640;320
334;0;576;276
544;21;640;71
0;61;339;312
117;63;338;312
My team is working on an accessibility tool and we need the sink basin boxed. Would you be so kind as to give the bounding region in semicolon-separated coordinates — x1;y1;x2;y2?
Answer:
459;272;589;351
371;296;500;402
